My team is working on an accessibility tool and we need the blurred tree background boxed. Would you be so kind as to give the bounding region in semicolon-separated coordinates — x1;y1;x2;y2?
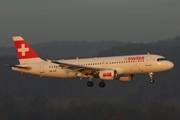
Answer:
0;36;180;119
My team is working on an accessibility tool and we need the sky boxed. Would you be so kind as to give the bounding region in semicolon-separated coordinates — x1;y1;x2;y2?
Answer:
0;0;180;46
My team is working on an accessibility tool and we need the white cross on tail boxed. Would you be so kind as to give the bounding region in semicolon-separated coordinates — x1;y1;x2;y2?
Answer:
18;44;29;56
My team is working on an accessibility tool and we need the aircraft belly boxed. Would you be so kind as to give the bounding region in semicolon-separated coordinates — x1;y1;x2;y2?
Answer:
58;69;77;78
135;64;161;73
45;68;77;78
29;66;44;76
122;64;148;74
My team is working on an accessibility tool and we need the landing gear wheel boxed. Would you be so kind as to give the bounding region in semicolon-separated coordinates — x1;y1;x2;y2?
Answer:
99;81;105;88
87;81;94;87
150;79;154;83
149;72;155;83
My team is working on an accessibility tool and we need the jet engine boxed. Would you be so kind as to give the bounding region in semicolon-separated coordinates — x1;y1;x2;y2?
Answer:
99;70;117;80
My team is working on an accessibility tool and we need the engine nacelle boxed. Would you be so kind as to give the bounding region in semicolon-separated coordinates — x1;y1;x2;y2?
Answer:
99;70;117;80
119;75;133;82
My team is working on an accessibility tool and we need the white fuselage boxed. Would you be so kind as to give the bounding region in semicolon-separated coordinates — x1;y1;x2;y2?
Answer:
12;54;174;80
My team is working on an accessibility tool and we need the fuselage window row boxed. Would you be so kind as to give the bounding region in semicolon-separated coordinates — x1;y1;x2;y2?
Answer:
48;60;145;68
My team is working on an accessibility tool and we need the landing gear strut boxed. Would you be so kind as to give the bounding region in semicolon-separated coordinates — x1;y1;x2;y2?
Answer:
87;77;94;87
149;72;154;83
99;81;106;88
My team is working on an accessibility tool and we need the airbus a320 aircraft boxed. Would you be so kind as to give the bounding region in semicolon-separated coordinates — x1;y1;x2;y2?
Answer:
6;36;174;88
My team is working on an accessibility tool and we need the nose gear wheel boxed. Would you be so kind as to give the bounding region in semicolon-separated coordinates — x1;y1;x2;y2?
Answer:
149;72;154;83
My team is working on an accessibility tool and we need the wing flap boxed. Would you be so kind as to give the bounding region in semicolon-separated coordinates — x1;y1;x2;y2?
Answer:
51;60;103;75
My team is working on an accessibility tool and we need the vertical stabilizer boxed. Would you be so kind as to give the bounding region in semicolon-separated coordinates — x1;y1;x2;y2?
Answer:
13;36;44;64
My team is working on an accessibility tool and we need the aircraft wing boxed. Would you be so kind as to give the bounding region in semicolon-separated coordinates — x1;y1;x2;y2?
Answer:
50;60;107;75
5;64;31;70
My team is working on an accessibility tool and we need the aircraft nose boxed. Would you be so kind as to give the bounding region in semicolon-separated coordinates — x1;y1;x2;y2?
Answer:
168;62;174;69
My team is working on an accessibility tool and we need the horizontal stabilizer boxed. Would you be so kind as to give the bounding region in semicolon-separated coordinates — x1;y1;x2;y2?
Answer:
5;64;31;70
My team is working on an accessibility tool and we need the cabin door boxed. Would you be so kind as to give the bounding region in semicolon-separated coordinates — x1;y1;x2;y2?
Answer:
146;54;151;66
40;64;45;73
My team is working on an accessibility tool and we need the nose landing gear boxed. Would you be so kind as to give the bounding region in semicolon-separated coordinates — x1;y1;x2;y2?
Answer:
149;72;154;83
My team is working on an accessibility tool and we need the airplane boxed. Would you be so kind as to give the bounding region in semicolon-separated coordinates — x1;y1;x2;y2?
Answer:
6;36;174;88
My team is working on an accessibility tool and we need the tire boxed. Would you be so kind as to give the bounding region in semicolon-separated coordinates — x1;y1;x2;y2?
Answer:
87;81;94;87
150;79;154;83
99;82;105;88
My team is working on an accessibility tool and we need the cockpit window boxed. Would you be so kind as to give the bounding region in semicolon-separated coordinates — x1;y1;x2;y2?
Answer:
157;58;167;61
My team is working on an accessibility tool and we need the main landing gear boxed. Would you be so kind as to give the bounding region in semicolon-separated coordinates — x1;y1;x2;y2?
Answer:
87;81;106;88
87;77;94;87
99;81;106;88
86;77;106;88
149;72;154;83
87;81;94;87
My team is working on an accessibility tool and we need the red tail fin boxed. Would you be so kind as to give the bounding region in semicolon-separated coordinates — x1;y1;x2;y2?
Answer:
13;36;43;64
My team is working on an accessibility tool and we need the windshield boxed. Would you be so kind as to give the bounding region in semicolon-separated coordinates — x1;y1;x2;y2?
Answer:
157;58;167;61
